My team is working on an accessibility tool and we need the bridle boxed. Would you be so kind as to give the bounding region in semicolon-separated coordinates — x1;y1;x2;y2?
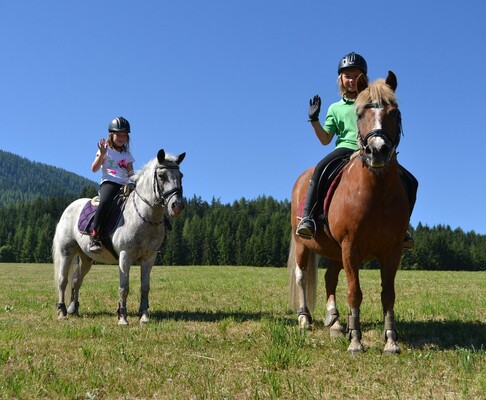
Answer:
132;164;183;225
357;102;403;166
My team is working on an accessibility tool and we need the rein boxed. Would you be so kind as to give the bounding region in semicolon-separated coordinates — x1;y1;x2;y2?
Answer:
357;102;403;166
132;164;183;225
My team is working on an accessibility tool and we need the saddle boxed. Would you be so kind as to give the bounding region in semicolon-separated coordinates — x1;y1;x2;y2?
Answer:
298;154;351;220
78;193;126;236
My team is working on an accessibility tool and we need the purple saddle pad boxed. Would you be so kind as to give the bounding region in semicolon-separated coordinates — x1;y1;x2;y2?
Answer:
78;198;123;236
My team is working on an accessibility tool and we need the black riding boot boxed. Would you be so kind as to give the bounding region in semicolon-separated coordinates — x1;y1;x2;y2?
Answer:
296;180;318;239
399;166;418;250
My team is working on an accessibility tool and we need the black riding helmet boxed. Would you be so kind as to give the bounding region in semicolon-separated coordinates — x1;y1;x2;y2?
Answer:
338;52;367;75
108;116;131;133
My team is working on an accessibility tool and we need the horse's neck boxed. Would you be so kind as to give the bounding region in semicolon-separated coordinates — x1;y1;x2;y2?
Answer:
127;175;165;223
349;158;401;191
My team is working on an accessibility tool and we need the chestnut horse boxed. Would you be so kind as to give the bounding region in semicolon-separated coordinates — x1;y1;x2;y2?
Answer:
288;71;409;353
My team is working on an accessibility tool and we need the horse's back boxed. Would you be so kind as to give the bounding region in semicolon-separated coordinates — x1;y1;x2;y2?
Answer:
54;198;89;244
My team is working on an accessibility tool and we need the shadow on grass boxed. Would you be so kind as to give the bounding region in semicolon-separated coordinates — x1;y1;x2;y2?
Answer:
74;309;275;323
150;309;272;323
398;320;486;350
74;309;485;350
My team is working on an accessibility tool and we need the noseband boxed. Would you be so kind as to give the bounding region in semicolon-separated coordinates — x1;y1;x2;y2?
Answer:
134;164;183;210
357;102;402;166
152;165;183;207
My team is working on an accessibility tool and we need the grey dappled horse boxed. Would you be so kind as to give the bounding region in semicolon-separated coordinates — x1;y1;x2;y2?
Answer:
53;149;185;325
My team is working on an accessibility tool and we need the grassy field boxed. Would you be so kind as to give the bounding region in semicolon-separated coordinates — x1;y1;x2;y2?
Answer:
0;263;484;399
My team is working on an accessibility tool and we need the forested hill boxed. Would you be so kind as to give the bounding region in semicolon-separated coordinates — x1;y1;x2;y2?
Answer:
0;150;97;205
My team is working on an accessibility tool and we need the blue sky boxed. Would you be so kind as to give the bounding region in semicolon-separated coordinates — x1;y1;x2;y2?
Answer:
1;1;485;234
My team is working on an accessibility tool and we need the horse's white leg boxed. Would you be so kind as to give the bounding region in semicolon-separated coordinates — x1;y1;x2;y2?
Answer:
67;255;93;316
295;266;312;331
117;251;131;326
56;252;75;319
139;258;155;324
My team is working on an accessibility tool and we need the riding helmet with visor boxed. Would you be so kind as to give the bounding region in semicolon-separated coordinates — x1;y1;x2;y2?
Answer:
338;52;367;75
108;116;131;133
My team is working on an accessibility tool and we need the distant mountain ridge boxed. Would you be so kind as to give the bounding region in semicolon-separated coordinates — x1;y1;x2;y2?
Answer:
0;149;97;205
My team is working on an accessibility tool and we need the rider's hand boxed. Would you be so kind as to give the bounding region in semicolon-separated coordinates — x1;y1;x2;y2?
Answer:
308;95;321;122
97;138;108;155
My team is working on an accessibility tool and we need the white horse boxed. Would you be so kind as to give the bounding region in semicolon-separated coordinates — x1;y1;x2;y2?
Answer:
53;149;185;325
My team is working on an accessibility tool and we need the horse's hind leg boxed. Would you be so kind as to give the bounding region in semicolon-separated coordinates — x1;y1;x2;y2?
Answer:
67;254;93;316
290;240;318;331
324;260;344;337
55;248;76;319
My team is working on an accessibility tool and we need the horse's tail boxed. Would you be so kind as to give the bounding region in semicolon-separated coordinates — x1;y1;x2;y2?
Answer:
287;235;318;312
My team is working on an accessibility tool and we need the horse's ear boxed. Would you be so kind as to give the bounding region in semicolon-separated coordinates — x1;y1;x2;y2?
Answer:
157;149;166;164
176;152;186;165
356;73;368;94
386;70;397;92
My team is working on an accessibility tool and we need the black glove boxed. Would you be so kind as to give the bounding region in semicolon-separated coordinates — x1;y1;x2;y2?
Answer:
308;95;321;122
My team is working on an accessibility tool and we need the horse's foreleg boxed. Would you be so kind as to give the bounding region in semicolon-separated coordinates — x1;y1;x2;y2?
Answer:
139;259;155;324
342;251;364;352
346;308;364;352
380;260;400;354
294;266;313;331
324;260;344;337
118;252;131;326
383;310;399;354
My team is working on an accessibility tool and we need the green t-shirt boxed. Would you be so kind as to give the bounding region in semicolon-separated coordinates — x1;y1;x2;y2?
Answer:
323;97;359;151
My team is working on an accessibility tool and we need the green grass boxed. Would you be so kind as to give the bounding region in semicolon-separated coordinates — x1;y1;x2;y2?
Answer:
0;264;484;399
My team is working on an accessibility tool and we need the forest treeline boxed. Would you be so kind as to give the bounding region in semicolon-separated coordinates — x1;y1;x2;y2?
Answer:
0;150;96;205
0;194;485;271
1;150;485;270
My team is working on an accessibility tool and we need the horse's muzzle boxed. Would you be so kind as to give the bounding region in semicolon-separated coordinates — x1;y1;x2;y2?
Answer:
169;197;185;217
362;130;394;168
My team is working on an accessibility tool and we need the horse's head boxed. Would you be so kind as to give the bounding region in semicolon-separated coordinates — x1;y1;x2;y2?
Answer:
355;71;402;169
154;149;186;217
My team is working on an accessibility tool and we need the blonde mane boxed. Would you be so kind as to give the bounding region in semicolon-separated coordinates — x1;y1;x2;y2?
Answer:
355;79;397;111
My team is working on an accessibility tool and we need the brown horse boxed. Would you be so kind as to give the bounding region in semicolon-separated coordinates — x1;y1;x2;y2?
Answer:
288;71;409;353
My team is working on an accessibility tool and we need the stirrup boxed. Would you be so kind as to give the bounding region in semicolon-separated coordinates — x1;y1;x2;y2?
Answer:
89;236;102;253
296;217;316;239
403;231;414;250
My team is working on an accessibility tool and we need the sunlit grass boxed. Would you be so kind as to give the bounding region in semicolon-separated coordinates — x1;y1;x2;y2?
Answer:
0;263;484;399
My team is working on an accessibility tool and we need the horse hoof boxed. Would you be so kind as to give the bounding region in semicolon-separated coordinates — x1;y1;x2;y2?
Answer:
67;301;79;316
298;314;312;331
140;314;149;324
347;341;365;353
118;318;129;326
329;321;344;338
57;314;68;320
384;342;400;354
